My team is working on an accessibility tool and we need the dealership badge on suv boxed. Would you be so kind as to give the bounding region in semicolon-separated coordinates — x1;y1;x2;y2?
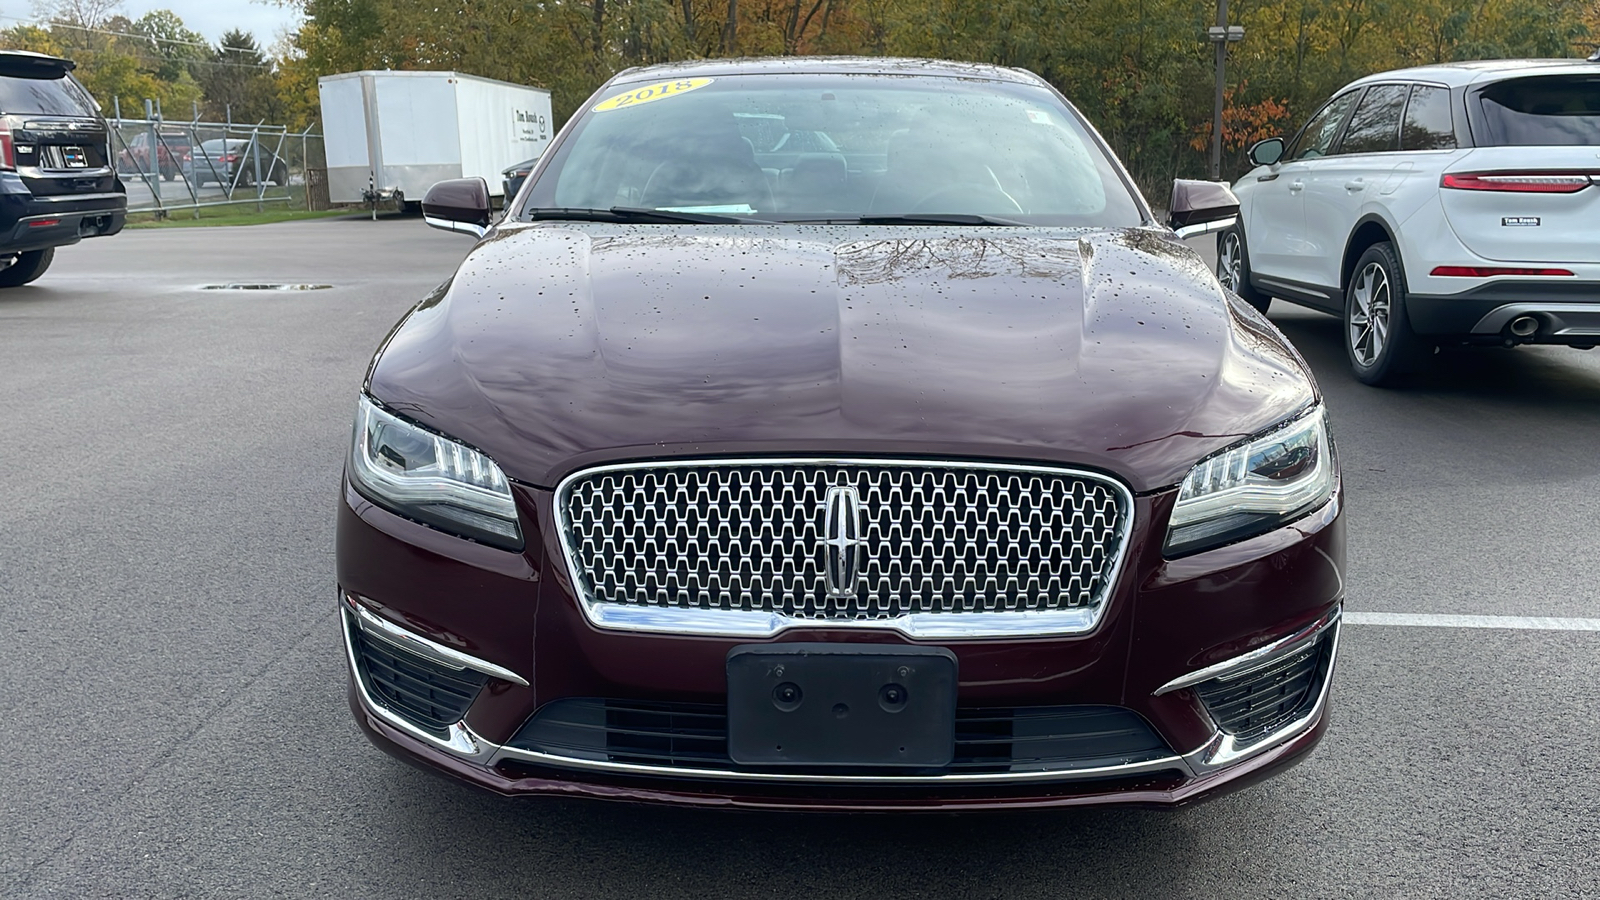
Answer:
1227;59;1600;386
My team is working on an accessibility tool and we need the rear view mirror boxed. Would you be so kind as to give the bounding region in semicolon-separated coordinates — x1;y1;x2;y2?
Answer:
422;178;491;238
1248;137;1285;168
1168;179;1240;239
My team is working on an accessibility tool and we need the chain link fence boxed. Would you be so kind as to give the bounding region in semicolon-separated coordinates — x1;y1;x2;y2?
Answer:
109;117;329;217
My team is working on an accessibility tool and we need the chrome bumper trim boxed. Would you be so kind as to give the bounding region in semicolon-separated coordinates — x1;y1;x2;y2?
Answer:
30;191;125;204
1154;605;1341;696
343;593;528;686
483;744;1190;785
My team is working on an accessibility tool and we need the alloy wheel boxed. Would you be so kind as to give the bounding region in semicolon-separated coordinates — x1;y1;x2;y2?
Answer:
1218;232;1242;292
1348;261;1391;366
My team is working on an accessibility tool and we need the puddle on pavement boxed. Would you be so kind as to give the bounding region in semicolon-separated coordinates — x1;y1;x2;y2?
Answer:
199;283;334;291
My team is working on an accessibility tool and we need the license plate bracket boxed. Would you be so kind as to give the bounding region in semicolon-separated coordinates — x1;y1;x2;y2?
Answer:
726;643;956;768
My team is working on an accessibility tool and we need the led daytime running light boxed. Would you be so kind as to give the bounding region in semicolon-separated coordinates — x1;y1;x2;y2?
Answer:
1165;407;1334;556
348;396;523;549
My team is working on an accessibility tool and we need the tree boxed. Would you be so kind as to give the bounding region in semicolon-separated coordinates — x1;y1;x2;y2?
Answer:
0;24;63;57
129;9;206;84
198;29;274;122
32;0;123;29
270;0;1594;192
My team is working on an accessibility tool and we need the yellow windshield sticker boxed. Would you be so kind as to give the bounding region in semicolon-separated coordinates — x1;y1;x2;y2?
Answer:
592;78;714;112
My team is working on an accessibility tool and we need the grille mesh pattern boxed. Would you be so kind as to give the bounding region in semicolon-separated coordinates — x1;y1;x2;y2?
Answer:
561;463;1127;620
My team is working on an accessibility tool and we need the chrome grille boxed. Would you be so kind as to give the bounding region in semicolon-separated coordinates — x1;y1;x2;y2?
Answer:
558;460;1130;624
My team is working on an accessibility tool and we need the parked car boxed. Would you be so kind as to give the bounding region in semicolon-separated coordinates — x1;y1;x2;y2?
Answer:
0;50;125;288
116;129;191;180
343;57;1345;812
500;156;537;204
183;137;287;186
1225;59;1600;386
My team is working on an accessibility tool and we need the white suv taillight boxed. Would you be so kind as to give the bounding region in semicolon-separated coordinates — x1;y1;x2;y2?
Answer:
1441;171;1592;193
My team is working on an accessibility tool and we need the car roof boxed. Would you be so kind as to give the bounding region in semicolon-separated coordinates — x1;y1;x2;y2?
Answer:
0;49;76;76
1342;58;1600;90
607;56;1047;87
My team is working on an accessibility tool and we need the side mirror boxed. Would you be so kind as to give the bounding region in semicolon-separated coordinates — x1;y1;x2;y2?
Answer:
1248;137;1285;168
1168;179;1240;239
422;177;491;238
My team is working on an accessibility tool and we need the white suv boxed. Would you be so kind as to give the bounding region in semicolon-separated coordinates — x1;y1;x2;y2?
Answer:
1224;60;1600;386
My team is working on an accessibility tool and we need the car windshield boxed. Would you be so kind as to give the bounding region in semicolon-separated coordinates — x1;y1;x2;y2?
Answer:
523;73;1144;226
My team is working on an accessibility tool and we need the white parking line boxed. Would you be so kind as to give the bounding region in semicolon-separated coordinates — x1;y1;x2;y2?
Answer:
1345;612;1600;631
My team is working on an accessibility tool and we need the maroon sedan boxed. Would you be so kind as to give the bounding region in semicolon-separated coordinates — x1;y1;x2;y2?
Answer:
338;57;1344;811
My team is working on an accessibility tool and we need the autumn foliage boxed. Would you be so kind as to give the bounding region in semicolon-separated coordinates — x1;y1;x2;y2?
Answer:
1189;85;1293;154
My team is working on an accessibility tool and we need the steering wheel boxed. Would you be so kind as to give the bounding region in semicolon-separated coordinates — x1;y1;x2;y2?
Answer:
910;184;1024;215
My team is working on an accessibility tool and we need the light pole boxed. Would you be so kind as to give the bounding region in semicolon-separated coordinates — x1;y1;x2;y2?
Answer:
1207;1;1245;180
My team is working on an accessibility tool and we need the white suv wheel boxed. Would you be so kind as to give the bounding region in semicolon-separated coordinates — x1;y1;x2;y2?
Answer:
1348;261;1390;366
1218;232;1243;291
1344;242;1428;386
1215;227;1270;313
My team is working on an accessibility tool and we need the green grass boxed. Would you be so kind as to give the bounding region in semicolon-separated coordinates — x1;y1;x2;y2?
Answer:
125;205;360;228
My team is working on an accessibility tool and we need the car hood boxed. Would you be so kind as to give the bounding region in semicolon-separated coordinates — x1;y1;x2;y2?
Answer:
368;223;1315;492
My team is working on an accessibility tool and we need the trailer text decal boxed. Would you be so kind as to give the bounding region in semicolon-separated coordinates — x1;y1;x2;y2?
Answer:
592;78;714;112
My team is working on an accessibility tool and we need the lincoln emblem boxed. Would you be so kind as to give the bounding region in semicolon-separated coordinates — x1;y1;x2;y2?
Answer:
823;484;867;599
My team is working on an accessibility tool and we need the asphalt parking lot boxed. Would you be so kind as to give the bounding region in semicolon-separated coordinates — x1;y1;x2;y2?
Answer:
3;219;1598;898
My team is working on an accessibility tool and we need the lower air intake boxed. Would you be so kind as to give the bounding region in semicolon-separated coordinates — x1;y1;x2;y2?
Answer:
1194;631;1333;747
353;628;487;736
507;699;1171;775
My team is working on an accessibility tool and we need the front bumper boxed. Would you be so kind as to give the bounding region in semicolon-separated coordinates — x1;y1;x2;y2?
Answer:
350;676;1332;812
336;476;1345;811
344;596;1339;810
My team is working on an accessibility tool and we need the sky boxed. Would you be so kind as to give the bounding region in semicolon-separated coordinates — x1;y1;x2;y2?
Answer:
118;0;305;46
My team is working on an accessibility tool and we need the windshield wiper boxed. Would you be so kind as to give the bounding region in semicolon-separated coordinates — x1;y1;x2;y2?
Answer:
855;213;1027;226
527;206;751;224
526;208;1023;226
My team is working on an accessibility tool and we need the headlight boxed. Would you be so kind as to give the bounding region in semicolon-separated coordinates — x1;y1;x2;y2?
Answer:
1164;406;1335;557
348;395;523;550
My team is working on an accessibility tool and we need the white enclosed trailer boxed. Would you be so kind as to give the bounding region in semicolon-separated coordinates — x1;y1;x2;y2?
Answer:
318;70;552;207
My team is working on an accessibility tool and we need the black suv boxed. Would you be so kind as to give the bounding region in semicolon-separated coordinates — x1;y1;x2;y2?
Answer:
0;50;125;288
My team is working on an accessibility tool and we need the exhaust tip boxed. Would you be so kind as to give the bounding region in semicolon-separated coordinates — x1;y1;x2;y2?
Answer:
1508;315;1540;338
